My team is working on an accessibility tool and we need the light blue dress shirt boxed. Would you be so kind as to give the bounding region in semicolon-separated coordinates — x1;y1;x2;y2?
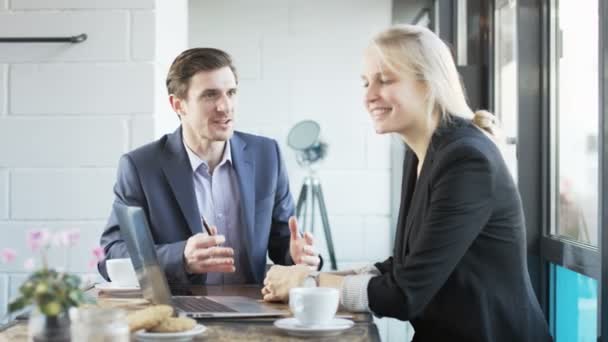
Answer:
183;140;251;284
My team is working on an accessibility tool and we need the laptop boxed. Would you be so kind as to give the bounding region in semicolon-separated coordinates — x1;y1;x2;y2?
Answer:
114;203;287;318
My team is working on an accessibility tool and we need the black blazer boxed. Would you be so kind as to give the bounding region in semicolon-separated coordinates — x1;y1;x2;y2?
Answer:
367;116;551;342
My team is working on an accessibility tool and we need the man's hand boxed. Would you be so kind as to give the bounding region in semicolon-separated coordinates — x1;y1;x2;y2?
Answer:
288;216;320;269
183;226;235;274
261;264;311;302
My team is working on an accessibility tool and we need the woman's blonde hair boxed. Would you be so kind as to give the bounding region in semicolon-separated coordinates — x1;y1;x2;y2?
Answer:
370;24;502;142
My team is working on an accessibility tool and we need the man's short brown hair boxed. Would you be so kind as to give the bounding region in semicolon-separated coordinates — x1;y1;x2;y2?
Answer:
166;48;238;100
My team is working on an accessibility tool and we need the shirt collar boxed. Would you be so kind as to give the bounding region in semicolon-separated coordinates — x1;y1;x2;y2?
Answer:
183;140;232;172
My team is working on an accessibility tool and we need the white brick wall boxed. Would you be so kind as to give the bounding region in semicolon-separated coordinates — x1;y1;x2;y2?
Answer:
0;275;7;321
11;169;116;220
10;64;154;114
0;170;7;220
0;11;130;62
131;10;155;61
11;0;154;10
0;65;6;114
0;118;127;167
0;0;156;324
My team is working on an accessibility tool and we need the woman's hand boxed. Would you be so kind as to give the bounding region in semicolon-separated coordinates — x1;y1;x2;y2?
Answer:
261;264;311;302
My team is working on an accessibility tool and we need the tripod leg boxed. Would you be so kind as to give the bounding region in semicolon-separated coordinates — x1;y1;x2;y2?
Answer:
309;184;316;235
296;180;309;231
313;183;337;270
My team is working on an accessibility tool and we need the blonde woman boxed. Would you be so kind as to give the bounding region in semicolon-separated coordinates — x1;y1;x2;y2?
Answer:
262;25;552;342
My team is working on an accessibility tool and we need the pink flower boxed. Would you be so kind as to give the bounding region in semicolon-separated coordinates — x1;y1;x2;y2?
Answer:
92;246;105;262
1;248;16;263
27;229;50;252
24;258;35;270
52;229;81;247
64;229;80;247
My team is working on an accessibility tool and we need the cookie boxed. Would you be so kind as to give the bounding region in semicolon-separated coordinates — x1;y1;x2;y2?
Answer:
126;305;173;332
148;317;197;333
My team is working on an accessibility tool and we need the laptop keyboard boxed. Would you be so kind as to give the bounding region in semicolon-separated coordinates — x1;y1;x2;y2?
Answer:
172;296;238;313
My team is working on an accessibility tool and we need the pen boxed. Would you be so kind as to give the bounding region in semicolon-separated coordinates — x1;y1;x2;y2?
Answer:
201;215;213;236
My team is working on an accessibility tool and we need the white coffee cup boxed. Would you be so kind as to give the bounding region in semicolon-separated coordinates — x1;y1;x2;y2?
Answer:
106;258;138;287
289;287;339;327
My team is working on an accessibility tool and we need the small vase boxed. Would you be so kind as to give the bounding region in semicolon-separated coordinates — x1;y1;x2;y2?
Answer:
28;308;71;342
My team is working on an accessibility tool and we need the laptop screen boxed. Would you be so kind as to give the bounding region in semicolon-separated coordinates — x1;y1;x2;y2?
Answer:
114;203;174;306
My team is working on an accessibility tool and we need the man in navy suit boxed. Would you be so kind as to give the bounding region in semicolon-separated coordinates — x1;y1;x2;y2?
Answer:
99;48;320;285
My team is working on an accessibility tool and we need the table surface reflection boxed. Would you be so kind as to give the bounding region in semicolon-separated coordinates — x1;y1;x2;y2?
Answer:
0;284;380;341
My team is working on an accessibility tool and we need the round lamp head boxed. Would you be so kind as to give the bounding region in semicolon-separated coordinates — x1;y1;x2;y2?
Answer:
287;120;327;168
287;120;321;150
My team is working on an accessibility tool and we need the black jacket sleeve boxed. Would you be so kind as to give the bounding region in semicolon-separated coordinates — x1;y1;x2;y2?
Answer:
368;143;495;320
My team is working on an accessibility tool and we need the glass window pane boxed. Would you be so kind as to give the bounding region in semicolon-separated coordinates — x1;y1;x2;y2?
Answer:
494;0;518;181
551;0;599;245
552;264;597;342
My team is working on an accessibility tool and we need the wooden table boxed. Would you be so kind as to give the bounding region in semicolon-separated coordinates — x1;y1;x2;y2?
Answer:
0;285;380;341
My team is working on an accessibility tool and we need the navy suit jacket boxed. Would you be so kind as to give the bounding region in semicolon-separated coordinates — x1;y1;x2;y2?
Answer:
99;127;296;285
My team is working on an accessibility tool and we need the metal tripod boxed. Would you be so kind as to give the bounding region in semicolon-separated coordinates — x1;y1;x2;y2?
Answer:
295;173;337;270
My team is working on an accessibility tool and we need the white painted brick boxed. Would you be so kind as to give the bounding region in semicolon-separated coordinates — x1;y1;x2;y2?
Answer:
132;11;155;61
11;64;153;114
0;222;105;273
262;35;368;80
290;80;369;125
236;80;290;126
189;35;261;80
0;274;6;322
317;170;391;216
0;65;6;114
130;115;154;149
289;0;391;37
0;12;129;62
189;0;288;38
11;169;116;220
11;0;154;9
0;118;126;167
8;274;27;302
364;216;391;261
0;170;7;219
316;123;366;170
366;127;392;169
305;215;365;263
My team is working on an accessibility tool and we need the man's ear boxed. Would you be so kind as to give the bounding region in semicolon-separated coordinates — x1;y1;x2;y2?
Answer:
169;94;185;117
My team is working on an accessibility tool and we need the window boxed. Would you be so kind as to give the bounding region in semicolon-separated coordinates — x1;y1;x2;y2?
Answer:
549;0;599;246
494;0;518;180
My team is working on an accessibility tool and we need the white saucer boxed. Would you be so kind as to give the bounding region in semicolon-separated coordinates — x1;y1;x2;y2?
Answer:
135;324;206;341
274;317;354;337
94;282;140;292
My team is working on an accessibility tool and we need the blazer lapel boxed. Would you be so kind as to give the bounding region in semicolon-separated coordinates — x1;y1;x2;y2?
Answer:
401;138;438;257
394;150;417;261
161;127;202;236
229;133;256;273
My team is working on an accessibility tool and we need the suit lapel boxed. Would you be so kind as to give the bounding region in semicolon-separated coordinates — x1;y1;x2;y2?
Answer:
161;127;202;236
394;150;416;261
230;133;256;274
401;135;439;257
